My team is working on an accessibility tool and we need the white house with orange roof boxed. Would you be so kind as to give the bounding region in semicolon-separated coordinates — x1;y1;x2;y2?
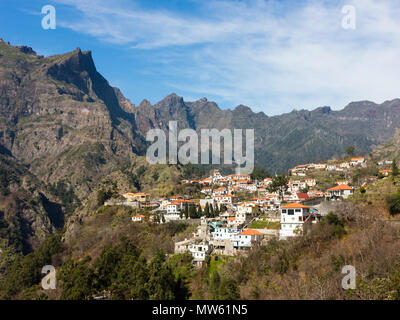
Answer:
228;186;241;194
327;184;354;199
245;183;257;192
227;174;251;182
233;229;264;249
263;178;273;185
288;180;307;192
132;214;145;222
200;178;212;185
280;203;313;239
379;170;392;177
314;163;327;170
166;199;196;215
201;186;212;194
213;194;238;206
257;186;267;194
350;157;365;166
213;187;227;196
237;202;256;216
307;190;325;198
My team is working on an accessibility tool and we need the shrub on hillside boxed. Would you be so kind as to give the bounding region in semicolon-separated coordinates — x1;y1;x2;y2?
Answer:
386;192;400;216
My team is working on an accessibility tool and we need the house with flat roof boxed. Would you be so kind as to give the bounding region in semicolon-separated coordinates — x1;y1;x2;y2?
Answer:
280;203;315;239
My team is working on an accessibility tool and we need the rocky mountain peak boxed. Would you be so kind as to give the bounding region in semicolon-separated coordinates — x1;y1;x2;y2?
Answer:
15;46;36;55
234;104;253;113
313;106;332;114
155;93;185;113
139;99;152;108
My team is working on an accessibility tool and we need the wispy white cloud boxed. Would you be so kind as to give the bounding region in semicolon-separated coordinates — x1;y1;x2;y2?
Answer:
53;0;400;115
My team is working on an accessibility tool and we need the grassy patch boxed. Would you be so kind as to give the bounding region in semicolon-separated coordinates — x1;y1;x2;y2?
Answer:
249;220;281;230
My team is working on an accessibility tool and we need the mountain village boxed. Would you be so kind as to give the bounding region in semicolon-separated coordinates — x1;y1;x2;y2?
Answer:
104;156;396;266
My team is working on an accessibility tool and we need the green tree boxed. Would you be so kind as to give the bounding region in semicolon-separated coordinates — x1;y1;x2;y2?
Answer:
197;205;203;217
189;205;197;219
209;271;221;299
209;204;215;218
392;160;399;178
219;278;240;300
346;146;355;156
214;204;220;217
58;257;96;300
267;175;289;201
250;166;270;181
387;191;400;216
321;213;346;238
152;171;159;181
204;203;210;218
184;204;189;219
97;188;114;207
146;251;176;300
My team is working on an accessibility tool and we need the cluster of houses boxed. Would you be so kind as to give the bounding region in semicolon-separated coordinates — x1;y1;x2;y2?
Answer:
174;200;323;266
290;157;367;175
111;156;398;265
174;216;269;266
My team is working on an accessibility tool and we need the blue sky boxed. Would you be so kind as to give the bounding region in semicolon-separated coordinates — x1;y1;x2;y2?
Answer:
1;0;400;115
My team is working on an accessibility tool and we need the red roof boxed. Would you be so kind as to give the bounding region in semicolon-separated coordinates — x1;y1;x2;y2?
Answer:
296;193;310;200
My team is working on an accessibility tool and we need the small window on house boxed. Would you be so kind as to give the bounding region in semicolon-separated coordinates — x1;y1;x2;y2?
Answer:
295;209;301;212
282;209;287;213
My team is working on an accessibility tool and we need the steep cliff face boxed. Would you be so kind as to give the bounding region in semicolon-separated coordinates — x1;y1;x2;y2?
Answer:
0;41;147;253
372;127;400;161
0;153;60;261
0;42;147;200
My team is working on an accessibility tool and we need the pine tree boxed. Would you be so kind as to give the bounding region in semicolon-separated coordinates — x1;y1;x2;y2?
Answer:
392;159;399;178
214;204;220;217
197;206;203;217
189;205;196;219
184;204;189;220
204;203;210;218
